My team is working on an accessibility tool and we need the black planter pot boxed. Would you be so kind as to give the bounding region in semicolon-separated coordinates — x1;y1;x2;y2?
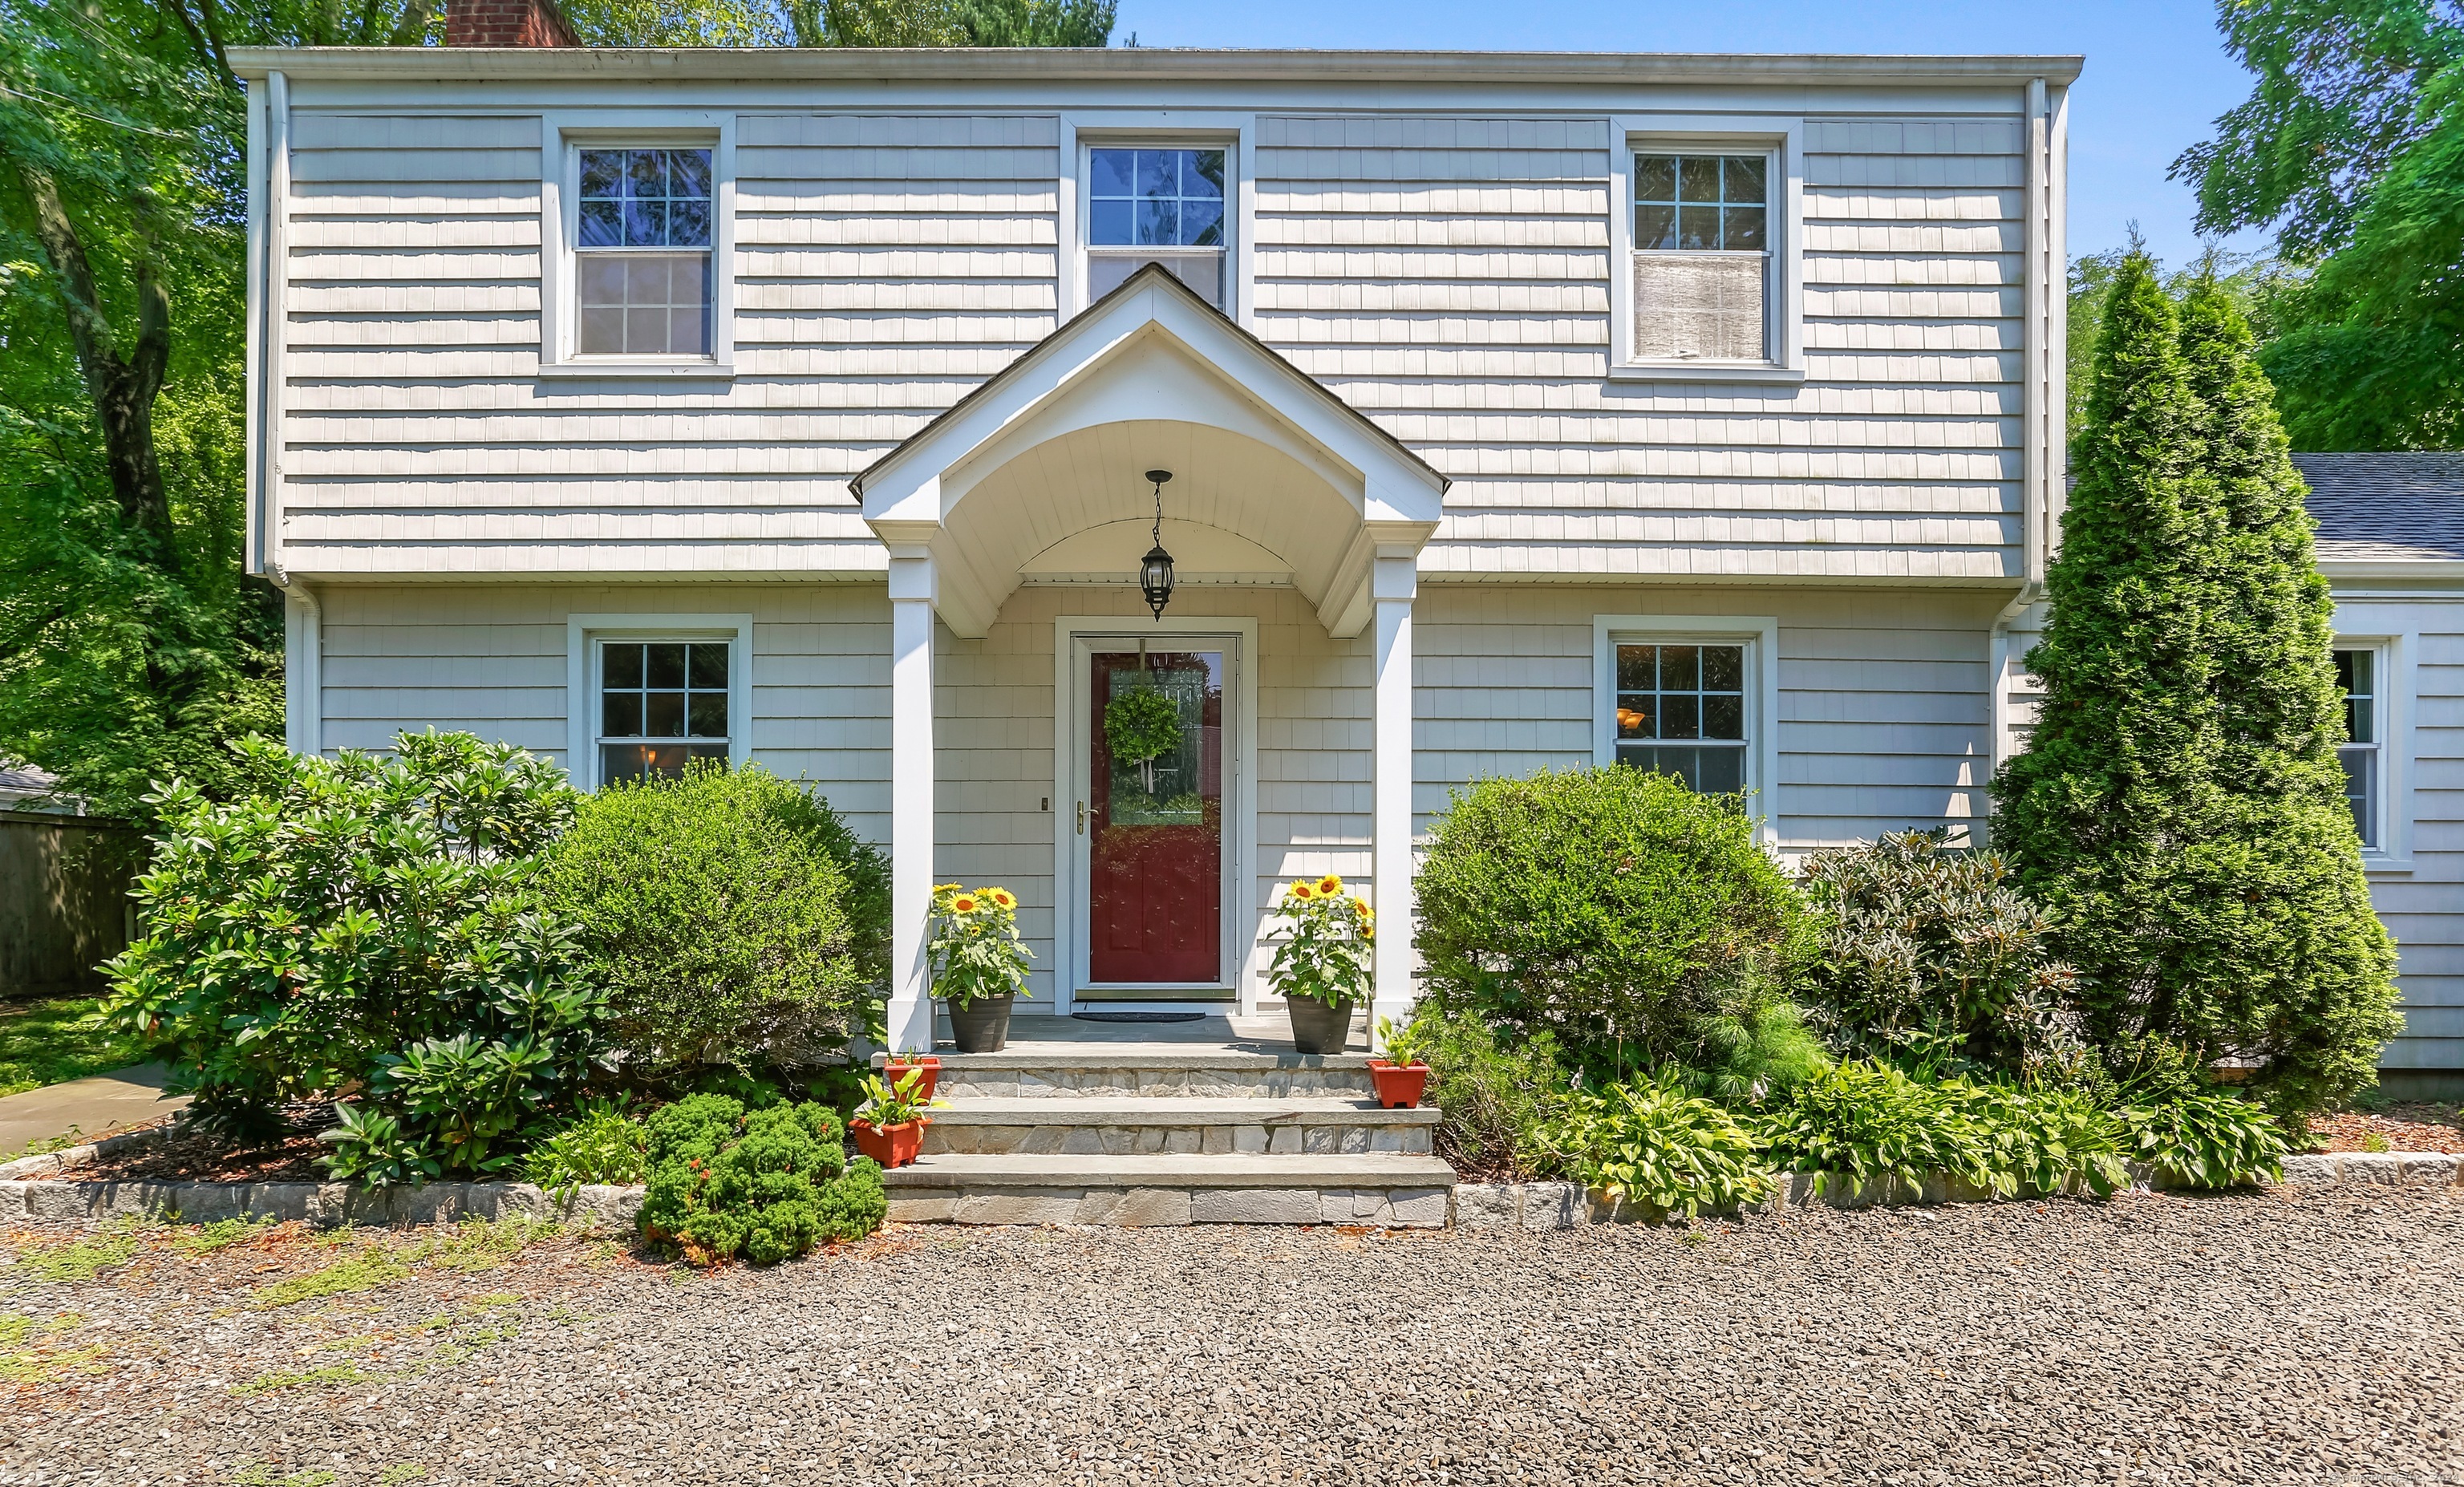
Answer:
1285;996;1354;1055
946;994;1015;1053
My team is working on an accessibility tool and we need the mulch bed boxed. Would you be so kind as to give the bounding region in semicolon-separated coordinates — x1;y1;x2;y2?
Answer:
60;1102;337;1183
2304;1101;2464;1154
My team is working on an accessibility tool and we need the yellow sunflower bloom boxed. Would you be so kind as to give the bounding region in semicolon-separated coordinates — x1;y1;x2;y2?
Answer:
1289;881;1315;901
1316;874;1343;896
950;895;979;914
987;888;1017;910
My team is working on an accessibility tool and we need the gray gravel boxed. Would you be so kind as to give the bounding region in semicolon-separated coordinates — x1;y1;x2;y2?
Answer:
4;1186;2461;1485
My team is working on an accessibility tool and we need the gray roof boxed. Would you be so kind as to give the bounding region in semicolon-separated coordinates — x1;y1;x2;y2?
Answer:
2291;452;2464;563
0;761;78;812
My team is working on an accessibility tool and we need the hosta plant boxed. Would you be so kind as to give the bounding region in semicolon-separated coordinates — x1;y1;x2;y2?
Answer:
1539;1075;1773;1218
1266;874;1374;1008
1959;1082;2130;1198
522;1100;650;1202
1751;1060;1999;1199
2118;1088;2287;1189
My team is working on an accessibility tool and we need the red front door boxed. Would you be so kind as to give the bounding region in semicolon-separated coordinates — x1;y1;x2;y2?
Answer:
1087;647;1224;987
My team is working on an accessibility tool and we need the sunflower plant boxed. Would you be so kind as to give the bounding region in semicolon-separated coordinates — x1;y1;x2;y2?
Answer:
926;884;1035;1011
1267;874;1375;1009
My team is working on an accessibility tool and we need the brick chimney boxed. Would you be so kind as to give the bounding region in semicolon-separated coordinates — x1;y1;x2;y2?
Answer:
444;0;578;46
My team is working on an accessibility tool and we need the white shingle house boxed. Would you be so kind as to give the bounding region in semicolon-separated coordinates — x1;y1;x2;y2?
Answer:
229;19;2458;1083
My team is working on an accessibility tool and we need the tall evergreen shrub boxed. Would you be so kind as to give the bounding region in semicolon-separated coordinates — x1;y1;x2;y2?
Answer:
1992;253;2399;1116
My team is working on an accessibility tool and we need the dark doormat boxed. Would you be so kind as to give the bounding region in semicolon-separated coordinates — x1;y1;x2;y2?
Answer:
1070;1011;1208;1023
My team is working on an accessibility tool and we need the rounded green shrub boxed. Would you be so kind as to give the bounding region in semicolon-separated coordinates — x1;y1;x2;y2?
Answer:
638;1092;886;1266
542;763;890;1080
1414;766;1812;1079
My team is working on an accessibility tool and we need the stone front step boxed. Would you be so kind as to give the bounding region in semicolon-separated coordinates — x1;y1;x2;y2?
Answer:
880;1152;1457;1227
921;1097;1437;1156
878;1045;1378;1100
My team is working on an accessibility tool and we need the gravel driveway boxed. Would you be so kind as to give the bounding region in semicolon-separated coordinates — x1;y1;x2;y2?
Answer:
5;1186;2460;1486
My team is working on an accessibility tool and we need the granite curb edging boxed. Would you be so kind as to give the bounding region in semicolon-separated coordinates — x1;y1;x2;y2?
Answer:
0;1173;643;1233
1453;1151;2464;1230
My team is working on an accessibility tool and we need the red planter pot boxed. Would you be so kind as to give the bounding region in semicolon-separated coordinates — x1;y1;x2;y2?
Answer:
1367;1060;1431;1110
851;1118;927;1169
881;1056;941;1101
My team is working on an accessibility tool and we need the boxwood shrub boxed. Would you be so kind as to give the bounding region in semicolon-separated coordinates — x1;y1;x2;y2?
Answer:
638;1093;886;1266
542;763;890;1081
1414;766;1812;1079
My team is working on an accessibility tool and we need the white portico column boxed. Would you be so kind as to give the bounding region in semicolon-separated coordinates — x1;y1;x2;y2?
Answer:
1369;553;1417;1046
886;548;938;1054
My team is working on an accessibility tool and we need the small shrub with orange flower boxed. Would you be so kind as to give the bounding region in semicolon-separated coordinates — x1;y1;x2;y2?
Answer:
1266;873;1375;1009
927;883;1035;1010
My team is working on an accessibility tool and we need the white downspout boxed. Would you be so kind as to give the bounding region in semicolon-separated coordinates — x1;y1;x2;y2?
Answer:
1988;76;2057;809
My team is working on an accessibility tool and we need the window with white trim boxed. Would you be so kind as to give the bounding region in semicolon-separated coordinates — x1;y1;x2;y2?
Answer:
2335;647;2381;849
1086;146;1228;307
596;638;732;784
1612;641;1749;793
575;147;713;358
1631;152;1771;363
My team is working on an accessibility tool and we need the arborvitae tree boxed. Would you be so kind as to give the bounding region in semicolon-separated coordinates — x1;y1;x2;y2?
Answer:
1994;252;2401;1120
2174;274;2401;1114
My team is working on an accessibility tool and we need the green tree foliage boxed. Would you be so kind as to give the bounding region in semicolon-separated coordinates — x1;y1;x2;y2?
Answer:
1413;767;1814;1082
2174;0;2464;448
1992;253;2401;1119
541;762;890;1079
102;732;606;1157
807;0;1114;45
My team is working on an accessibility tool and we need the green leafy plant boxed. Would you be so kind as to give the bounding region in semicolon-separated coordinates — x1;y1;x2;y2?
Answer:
638;1093;886;1266
541;760;889;1080
521;1100;650;1200
1797;829;2085;1081
1960;1082;2131;1198
1539;1075;1774;1218
1104;687;1184;786
1415;766;1812;1080
1373;1015;1427;1068
1266;873;1373;1010
1404;1004;1575;1181
2117;1087;2288;1189
99;731;603;1173
1750;1060;1998;1199
851;1069;945;1128
926;884;1034;1013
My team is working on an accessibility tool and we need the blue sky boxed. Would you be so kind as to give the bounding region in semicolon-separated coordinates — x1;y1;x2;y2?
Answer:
1116;0;2269;269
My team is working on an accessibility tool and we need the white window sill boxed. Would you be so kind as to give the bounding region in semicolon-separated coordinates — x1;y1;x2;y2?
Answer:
2362;854;2413;876
1609;361;1805;385
537;359;736;381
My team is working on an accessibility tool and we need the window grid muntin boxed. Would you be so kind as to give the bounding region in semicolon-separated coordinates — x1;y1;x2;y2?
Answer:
1614;642;1749;795
575;147;714;358
1089;148;1227;248
597;639;731;785
1635;153;1769;253
2336;648;2381;849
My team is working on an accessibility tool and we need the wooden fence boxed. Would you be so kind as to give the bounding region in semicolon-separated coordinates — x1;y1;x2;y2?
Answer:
0;810;144;998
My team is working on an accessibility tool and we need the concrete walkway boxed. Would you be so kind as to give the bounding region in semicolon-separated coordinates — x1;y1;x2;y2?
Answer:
0;1062;187;1157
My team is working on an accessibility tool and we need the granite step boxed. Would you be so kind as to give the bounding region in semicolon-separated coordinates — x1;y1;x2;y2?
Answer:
875;1045;1380;1100
878;1152;1459;1227
920;1096;1437;1156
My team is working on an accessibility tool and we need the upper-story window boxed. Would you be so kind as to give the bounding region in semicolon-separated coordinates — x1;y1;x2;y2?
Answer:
576;148;713;359
2336;647;2381;849
1631;152;1771;363
1087;146;1228;308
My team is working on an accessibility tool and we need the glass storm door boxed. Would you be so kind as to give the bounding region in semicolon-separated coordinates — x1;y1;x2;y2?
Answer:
1084;645;1226;991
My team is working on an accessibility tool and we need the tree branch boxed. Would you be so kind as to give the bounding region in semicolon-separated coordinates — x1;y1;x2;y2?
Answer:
161;0;237;91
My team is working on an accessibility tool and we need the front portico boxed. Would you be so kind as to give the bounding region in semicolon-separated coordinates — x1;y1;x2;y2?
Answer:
853;266;1446;1051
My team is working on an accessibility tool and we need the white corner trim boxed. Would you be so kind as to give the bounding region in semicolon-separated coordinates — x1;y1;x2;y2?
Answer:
1607;115;1805;380
539;110;737;376
283;581;321;758
1052;614;1261;1015
1592;614;1783;845
563;612;755;790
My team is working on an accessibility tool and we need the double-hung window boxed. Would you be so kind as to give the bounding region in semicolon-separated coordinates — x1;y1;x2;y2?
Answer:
1631;152;1771;363
1086;146;1228;307
575;147;714;358
2335;648;2382;849
1613;641;1750;793
596;639;732;784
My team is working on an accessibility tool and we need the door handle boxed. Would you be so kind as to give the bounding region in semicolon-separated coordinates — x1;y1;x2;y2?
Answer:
1076;800;1086;835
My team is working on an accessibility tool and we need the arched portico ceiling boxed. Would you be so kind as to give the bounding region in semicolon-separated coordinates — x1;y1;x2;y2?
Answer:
853;264;1446;639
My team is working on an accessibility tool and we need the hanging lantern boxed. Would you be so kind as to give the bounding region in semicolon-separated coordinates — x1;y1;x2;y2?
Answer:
1140;468;1176;621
